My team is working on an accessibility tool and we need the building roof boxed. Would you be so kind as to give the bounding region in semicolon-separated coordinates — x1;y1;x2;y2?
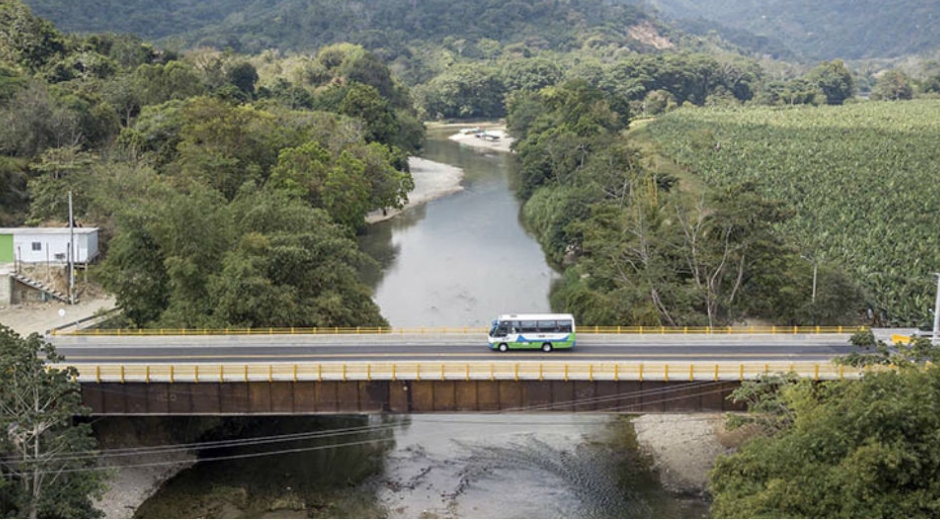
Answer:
0;227;98;235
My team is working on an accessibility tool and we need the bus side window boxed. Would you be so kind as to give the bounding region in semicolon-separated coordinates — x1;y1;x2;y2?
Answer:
559;321;572;333
520;321;538;333
497;321;510;335
511;321;521;333
537;320;556;332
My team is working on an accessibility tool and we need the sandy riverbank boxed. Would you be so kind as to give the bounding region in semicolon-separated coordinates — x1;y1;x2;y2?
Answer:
633;414;728;496
446;124;515;153
365;156;464;224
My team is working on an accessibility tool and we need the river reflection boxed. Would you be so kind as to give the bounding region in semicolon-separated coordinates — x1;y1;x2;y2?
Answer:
359;127;558;327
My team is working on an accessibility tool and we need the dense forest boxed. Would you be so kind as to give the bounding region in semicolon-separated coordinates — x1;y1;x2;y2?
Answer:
26;0;940;65
0;0;423;329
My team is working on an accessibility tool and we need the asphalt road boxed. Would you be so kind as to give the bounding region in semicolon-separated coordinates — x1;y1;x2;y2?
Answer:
49;333;861;364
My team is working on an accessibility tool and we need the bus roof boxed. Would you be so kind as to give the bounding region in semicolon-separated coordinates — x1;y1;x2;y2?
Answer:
496;313;575;322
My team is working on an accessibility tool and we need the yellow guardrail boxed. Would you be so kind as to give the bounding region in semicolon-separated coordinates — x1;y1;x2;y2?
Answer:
58;360;879;384
54;325;867;337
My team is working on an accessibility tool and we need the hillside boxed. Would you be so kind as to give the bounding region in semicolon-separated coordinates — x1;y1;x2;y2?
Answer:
649;0;940;61
23;0;663;55
22;0;250;40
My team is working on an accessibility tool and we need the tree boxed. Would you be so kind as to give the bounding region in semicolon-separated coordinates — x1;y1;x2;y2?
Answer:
0;0;65;72
871;69;913;101
0;326;104;518
808;59;855;105
710;364;940;518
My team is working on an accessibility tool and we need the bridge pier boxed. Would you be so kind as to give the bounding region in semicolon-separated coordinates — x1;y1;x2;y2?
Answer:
82;380;746;415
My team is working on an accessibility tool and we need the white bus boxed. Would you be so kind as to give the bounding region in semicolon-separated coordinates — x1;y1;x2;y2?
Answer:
487;313;576;352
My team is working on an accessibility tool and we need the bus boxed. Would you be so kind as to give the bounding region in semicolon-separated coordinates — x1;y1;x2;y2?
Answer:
487;313;576;352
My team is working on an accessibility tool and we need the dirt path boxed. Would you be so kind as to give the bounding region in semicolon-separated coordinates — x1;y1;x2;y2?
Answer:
0;296;117;337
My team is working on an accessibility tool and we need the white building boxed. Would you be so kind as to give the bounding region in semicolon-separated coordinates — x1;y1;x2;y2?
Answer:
0;228;99;265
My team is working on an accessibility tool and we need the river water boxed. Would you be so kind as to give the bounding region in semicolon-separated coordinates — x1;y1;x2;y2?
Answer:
358;126;557;328
133;128;707;519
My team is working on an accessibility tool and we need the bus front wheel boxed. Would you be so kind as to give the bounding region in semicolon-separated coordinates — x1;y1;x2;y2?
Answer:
498;343;509;352
541;343;553;352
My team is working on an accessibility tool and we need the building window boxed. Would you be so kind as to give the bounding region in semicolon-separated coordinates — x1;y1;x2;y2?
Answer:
31;242;41;251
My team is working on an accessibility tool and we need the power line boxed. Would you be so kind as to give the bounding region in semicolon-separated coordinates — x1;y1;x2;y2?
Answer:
5;381;742;474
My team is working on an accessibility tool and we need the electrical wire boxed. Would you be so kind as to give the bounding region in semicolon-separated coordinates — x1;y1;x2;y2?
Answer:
3;380;742;474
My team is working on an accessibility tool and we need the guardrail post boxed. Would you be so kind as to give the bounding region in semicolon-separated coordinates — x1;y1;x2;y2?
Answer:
564;364;569;382
120;365;125;384
739;364;744;381
588;365;593;382
614;364;619;382
194;365;199;383
764;363;769;374
96;365;101;383
714;364;719;382
664;364;669;382
441;364;445;381
243;365;248;383
342;364;346;382
416;364;421;382
814;364;819;381
219;365;224;383
515;364;519;382
540;363;544;381
466;364;470;381
294;364;298;383
367;364;372;382
639;363;643;382
391;364;396;382
318;364;323;382
689;364;694;381
789;363;794;374
146;365;151;384
170;365;175;384
839;364;844;381
490;364;495;381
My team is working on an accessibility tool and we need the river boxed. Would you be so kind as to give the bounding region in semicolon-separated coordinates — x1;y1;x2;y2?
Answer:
132;127;708;519
358;126;557;327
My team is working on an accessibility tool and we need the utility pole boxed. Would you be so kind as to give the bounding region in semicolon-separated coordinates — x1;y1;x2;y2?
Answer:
933;273;940;346
68;191;75;305
801;255;818;303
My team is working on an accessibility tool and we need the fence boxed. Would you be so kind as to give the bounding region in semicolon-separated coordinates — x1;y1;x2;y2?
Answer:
53;325;867;337
61;360;877;385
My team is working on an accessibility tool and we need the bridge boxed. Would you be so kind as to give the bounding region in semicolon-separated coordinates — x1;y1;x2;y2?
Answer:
48;326;905;416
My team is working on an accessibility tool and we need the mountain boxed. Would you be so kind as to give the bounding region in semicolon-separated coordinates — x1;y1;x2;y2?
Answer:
22;0;253;40
647;0;940;62
22;0;662;54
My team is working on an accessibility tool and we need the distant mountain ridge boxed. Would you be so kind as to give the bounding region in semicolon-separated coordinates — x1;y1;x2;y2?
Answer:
23;0;661;54
647;0;940;61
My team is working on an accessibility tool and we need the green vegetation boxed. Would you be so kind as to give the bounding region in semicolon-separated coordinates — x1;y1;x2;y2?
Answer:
0;1;424;329
0;326;104;518
507;81;863;327
645;101;940;326
653;0;940;61
710;334;940;517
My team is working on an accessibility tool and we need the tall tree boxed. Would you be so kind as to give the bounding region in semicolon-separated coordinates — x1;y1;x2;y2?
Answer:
0;326;104;519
